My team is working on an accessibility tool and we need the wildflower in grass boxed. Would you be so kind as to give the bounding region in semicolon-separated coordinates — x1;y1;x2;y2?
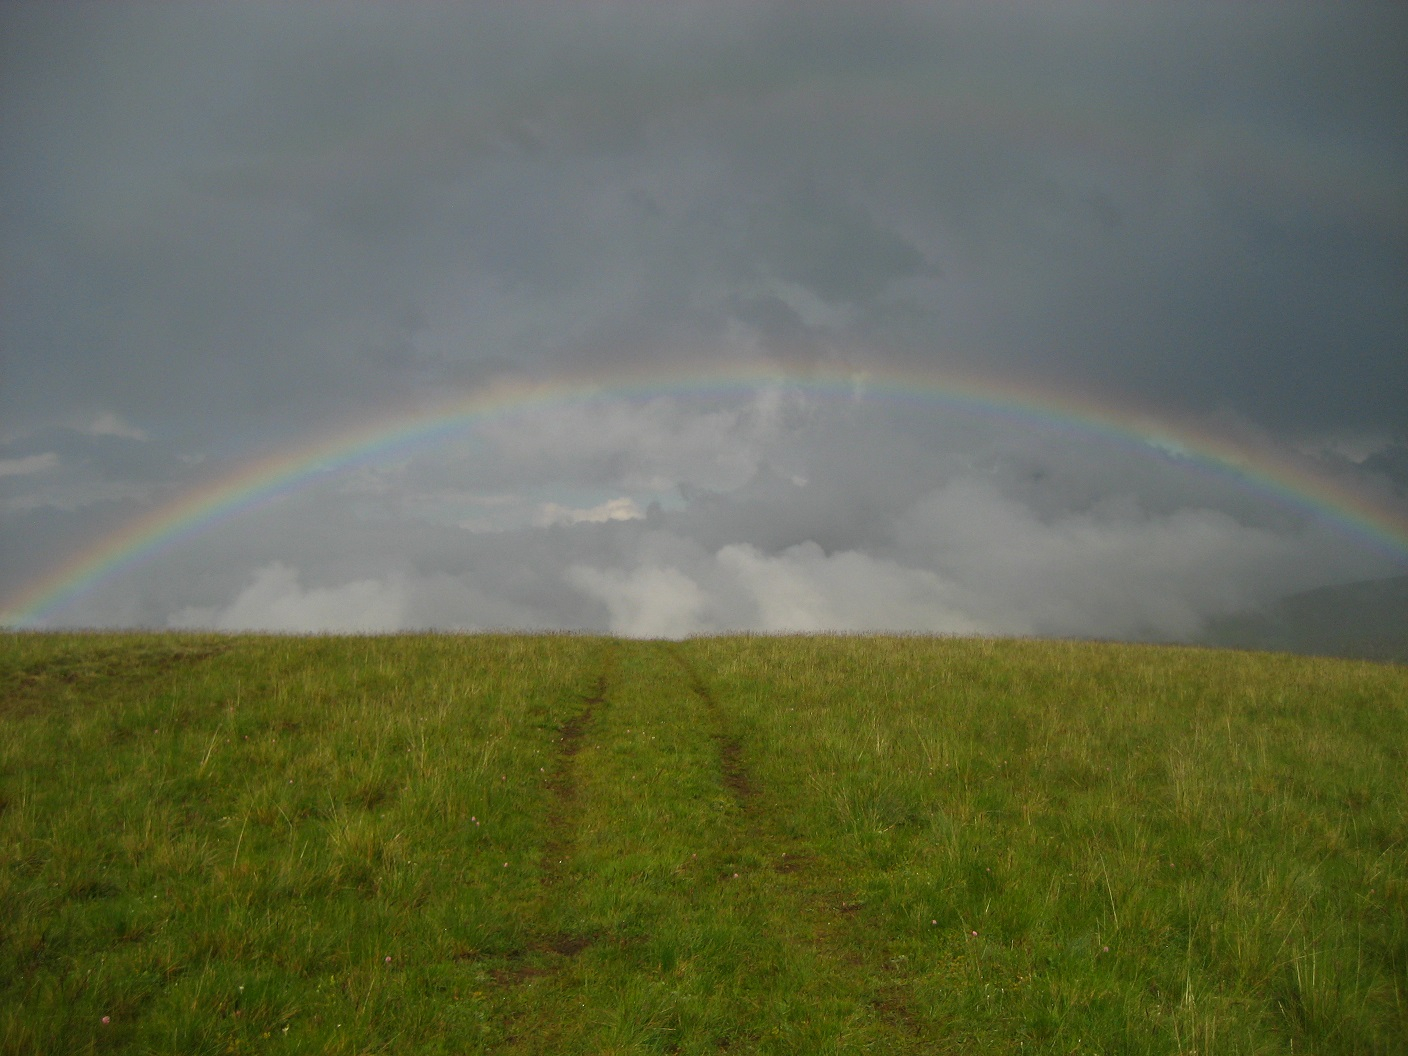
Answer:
385;955;392;964
101;1016;110;1025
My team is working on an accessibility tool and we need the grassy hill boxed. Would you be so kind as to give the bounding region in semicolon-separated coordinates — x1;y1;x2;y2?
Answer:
2;633;1405;1054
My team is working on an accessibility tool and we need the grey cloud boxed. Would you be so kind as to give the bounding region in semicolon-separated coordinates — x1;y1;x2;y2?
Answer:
893;480;1307;640
747;184;929;305
9;3;1403;431
1362;444;1408;495
476;391;790;493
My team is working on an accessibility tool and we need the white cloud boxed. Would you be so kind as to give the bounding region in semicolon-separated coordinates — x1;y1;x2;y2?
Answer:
86;413;147;441
534;496;645;527
168;562;407;632
559;477;1323;641
565;563;706;638
0;452;58;477
716;541;988;634
566;539;989;638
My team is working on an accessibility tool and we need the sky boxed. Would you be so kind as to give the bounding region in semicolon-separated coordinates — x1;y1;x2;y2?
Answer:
2;1;1405;638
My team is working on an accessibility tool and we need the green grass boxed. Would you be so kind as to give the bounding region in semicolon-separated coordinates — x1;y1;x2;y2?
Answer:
1;633;1404;1054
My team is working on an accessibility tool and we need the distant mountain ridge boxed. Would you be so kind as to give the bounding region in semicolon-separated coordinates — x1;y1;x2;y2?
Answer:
1200;574;1408;663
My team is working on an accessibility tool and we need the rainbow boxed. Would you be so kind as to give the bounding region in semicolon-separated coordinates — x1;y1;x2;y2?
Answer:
5;361;1407;627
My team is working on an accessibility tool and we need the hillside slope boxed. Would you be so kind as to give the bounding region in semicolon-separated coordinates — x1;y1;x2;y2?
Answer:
2;633;1405;1054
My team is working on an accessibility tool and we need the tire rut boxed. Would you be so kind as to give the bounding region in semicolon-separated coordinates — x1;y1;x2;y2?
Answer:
538;642;615;884
491;644;617;1020
663;644;754;809
665;641;928;1044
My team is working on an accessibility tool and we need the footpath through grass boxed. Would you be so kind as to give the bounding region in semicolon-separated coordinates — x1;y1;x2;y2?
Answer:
1;633;1404;1053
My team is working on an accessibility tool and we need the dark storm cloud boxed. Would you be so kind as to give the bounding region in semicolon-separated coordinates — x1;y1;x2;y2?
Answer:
7;3;1404;428
2;2;1404;634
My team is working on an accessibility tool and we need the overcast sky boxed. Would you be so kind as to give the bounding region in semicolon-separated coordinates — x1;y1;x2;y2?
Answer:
2;1;1405;637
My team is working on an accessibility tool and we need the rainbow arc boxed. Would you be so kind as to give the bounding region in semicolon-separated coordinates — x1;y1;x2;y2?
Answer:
4;363;1406;627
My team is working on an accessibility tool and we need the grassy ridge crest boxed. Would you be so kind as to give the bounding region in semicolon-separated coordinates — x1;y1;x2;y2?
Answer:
1;632;1404;1054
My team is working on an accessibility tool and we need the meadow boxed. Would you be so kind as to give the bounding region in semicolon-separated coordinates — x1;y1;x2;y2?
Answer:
1;632;1404;1054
